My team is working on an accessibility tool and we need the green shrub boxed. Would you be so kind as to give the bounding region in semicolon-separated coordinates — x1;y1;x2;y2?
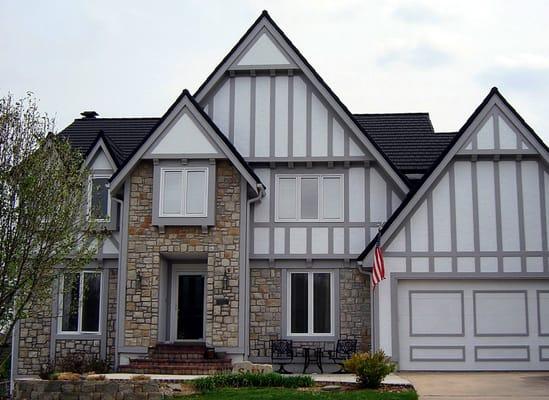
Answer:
343;350;396;389
192;372;314;392
56;354;111;374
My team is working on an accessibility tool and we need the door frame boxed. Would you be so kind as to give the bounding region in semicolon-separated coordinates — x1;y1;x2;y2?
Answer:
170;266;207;342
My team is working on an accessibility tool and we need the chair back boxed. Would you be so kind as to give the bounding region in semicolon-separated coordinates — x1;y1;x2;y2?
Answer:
271;339;293;359
336;339;357;357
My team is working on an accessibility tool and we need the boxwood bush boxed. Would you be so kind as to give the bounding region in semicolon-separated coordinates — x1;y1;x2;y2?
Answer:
343;350;396;388
192;372;314;392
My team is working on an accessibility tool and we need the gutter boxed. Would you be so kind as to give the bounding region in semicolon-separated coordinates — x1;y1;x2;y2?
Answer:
112;195;124;369
243;184;266;359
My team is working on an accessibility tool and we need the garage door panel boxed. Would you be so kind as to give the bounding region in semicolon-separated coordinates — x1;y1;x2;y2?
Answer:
475;346;530;362
397;279;549;371
410;291;464;336
474;291;529;336
410;346;465;362
538;291;549;335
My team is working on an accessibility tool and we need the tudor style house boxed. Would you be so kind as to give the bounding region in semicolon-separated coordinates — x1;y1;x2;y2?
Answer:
11;11;549;377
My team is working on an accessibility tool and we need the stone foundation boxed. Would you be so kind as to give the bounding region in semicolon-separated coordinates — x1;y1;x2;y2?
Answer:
14;380;162;400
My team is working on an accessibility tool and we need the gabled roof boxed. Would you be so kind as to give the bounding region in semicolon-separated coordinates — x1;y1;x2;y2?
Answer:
108;89;263;194
194;10;410;193
83;131;119;170
357;87;549;262
61;117;159;166
353;113;456;174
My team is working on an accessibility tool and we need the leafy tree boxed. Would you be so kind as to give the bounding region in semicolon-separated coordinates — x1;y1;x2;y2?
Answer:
0;93;101;354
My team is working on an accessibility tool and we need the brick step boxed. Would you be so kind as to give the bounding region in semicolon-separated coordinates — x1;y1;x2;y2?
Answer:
127;358;231;366
149;352;207;360
118;366;232;375
152;344;207;352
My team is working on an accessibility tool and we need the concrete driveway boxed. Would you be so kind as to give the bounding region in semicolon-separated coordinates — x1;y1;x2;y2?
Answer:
400;372;549;400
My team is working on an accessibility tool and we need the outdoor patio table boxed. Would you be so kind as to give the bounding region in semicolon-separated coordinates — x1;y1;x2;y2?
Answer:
301;347;323;374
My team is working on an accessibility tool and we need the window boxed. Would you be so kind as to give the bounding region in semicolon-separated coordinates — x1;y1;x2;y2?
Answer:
59;271;102;334
88;175;110;221
275;175;343;222
288;271;333;336
159;168;208;217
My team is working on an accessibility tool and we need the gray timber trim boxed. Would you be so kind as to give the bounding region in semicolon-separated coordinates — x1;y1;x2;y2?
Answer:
538;164;549;272
10;320;20;385
388;273;549;363
327;111;333;157
306;84;312;157
472;290;529;336
474;345;530;362
516;161;526;271
449;165;457;272
193;15;408;192
151;160;216;227
539;346;549;361
344;168;350;255
249;259;354;269
361;92;549;261
383;251;548;257
409;346;466;362
536;290;549;336
408;290;465;337
109;94;260;194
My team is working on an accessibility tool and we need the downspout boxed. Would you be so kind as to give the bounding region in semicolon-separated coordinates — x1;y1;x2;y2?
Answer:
357;260;375;352
243;184;266;359
112;195;124;370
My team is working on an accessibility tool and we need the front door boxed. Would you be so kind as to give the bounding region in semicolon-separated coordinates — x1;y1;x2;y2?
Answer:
175;274;205;341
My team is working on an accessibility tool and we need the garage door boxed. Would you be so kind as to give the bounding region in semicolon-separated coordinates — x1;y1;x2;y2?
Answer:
397;279;549;370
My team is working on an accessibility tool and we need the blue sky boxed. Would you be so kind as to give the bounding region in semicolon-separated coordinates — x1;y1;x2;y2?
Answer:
1;0;548;141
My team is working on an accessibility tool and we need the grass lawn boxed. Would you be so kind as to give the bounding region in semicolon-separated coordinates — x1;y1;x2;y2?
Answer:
177;387;418;400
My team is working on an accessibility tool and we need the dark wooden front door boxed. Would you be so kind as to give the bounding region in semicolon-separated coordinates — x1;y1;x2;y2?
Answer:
176;275;205;340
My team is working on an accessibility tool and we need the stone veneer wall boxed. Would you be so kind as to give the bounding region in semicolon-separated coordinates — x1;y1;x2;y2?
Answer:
124;160;241;348
16;295;52;376
106;268;118;364
249;267;370;358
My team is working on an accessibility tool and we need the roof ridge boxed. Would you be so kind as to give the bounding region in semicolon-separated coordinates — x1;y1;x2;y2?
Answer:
75;117;160;121
353;112;430;116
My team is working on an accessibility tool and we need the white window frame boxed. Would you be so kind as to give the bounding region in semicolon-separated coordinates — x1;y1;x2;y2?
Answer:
159;167;209;218
287;271;335;337
87;174;111;222
58;271;102;334
274;174;344;222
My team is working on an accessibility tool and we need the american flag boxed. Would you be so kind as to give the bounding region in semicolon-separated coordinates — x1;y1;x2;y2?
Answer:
372;232;385;288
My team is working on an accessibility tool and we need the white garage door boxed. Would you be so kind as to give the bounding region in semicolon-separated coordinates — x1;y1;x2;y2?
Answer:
397;279;549;370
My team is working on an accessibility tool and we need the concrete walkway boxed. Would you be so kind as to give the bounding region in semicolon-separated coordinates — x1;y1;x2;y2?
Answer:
95;372;411;386
400;372;549;400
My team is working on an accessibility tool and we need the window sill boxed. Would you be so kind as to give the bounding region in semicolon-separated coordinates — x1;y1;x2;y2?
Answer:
55;332;101;339
283;334;336;342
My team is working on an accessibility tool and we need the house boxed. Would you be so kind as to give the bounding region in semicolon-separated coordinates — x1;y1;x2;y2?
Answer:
11;11;549;377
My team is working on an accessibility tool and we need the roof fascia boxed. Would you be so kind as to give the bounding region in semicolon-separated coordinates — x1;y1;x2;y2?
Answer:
109;91;261;195
84;136;117;170
194;12;409;193
357;88;549;261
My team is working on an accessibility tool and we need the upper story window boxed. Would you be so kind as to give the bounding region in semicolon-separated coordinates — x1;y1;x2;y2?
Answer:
88;175;110;221
159;167;208;217
275;174;344;222
59;271;102;334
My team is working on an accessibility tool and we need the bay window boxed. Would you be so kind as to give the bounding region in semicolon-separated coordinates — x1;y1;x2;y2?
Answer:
159;167;208;217
288;271;333;336
275;175;343;222
59;271;102;334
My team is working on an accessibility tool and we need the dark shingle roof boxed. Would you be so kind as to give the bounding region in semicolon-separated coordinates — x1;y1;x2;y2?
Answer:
60;117;159;165
353;113;456;174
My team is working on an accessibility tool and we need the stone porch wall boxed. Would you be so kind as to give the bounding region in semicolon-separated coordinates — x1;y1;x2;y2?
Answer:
249;267;370;358
124;160;241;348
